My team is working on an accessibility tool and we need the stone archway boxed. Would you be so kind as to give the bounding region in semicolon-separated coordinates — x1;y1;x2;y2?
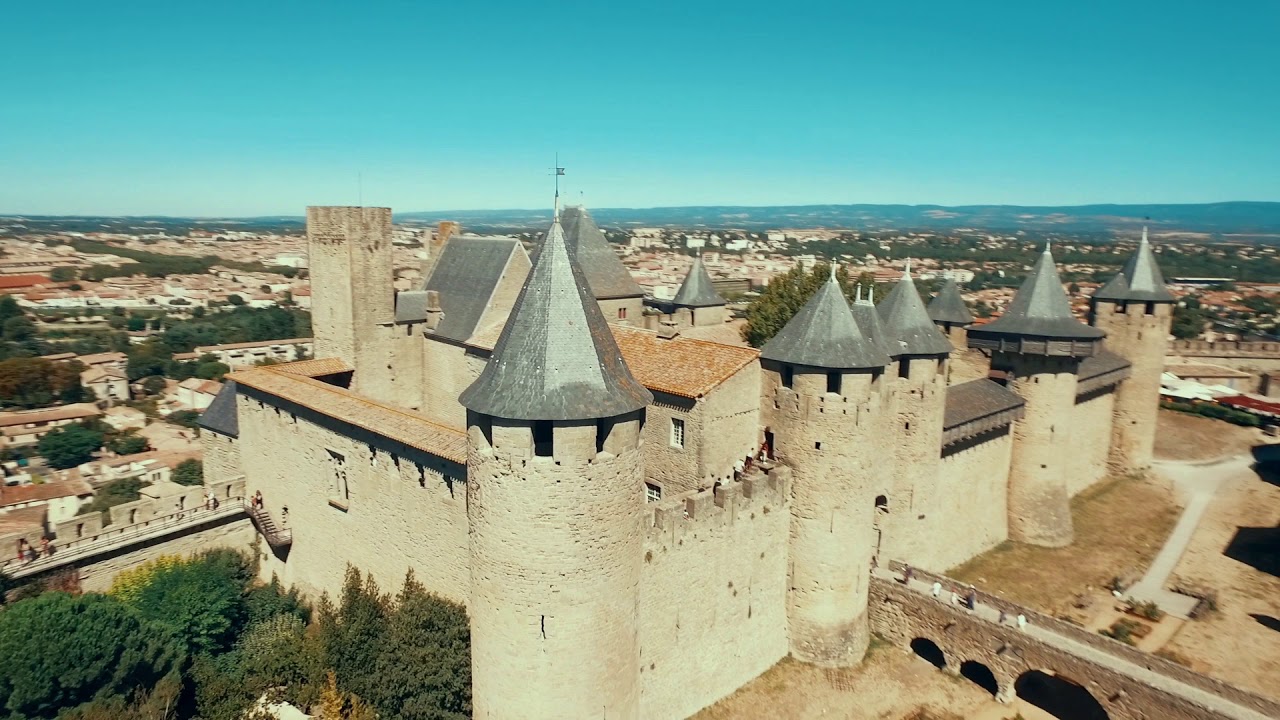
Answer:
1014;670;1109;719
960;659;999;697
909;637;946;669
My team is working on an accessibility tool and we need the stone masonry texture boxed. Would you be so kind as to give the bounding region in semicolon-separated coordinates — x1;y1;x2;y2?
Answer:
1093;301;1173;473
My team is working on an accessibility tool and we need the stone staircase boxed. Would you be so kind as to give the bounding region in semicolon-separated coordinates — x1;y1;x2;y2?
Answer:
246;504;292;550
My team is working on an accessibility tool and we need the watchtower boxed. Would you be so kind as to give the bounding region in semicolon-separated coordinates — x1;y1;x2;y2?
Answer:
460;210;652;719
761;268;891;667
968;246;1105;547
928;277;975;347
669;254;727;327
306;206;395;396
1089;227;1175;473
876;266;954;567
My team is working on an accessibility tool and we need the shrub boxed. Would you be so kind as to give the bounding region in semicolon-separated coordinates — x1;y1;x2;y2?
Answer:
172;458;204;486
0;593;180;718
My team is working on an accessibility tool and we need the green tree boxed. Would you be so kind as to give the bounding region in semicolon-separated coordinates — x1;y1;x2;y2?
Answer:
172;458;204;486
142;375;167;395
0;357;57;408
196;361;231;381
126;315;148;332
127;339;173;381
106;430;150;456
192;306;206;318
37;424;103;469
0;295;23;324
3;315;37;343
0;592;180;718
741;262;854;348
129;554;249;656
78;477;146;522
371;572;471;720
50;267;77;282
1171;304;1208;340
167;409;202;428
226;294;245;306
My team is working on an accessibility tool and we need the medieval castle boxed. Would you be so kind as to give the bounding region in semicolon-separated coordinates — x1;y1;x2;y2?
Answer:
198;203;1174;719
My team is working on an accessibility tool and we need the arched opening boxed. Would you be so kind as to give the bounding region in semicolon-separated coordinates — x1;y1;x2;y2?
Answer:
1015;670;1109;720
909;637;946;669
960;660;999;697
875;495;889;513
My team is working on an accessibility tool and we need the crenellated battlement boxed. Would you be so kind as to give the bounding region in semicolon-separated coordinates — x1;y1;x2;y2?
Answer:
772;386;886;427
1168;339;1280;357
644;465;790;552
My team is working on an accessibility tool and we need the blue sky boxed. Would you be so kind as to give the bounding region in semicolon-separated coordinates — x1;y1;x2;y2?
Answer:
2;1;1277;216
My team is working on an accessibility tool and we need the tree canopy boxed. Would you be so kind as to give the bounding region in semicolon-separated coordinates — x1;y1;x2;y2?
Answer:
37;424;103;469
0;357;85;409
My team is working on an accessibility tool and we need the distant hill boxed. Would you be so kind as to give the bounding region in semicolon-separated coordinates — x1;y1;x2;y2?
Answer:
5;201;1278;236
397;201;1280;234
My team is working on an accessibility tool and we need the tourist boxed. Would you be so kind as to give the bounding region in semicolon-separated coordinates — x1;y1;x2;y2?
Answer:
733;458;745;481
999;610;1008;625
281;506;290;529
931;581;942;598
1017;614;1027;631
967;587;977;611
40;537;50;557
254;490;264;509
16;539;27;563
950;590;960;606
902;564;914;584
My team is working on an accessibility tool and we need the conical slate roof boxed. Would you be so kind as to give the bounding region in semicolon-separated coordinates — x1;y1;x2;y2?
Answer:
198;381;239;438
672;256;726;308
877;268;953;356
761;270;890;370
560;205;645;300
969;245;1105;341
459;213;652;421
851;287;897;358
928;278;974;325
1093;227;1175;303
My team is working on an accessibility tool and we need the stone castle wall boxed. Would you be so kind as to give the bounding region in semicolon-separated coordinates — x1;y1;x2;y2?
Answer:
934;428;1013;571
638;470;790;720
698;360;763;484
1096;303;1173;470
236;392;469;604
77;517;256;592
1069;386;1117;495
203;431;242;480
419;340;486;429
598;296;645;326
882;357;945;567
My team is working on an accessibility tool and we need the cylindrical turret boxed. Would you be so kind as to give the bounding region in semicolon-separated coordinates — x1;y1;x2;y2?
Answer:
460;208;652;719
968;245;1105;548
1090;228;1177;473
761;267;891;667
466;412;645;719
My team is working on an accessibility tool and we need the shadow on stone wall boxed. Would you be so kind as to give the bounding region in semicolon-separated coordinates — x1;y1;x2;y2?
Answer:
1015;670;1109;719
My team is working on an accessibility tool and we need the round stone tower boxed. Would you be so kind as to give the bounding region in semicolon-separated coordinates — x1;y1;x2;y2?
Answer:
1089;227;1176;474
761;267;891;667
874;265;954;568
968;245;1105;548
460;209;652;719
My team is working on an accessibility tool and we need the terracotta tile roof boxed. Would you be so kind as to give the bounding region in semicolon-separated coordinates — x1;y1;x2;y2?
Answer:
469;323;759;399
194;337;312;352
228;367;468;464
270;357;354;377
0;403;101;428
0;478;94;507
0;274;52;290
0;506;46;536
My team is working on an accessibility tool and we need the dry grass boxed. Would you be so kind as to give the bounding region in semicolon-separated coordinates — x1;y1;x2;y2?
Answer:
1153;409;1261;462
692;644;998;720
1159;463;1280;699
949;473;1181;615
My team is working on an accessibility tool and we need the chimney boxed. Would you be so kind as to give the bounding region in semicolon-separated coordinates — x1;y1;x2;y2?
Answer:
658;320;680;340
425;290;443;331
420;221;460;285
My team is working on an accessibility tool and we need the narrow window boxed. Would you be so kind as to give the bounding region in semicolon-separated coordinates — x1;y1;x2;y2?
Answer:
781;365;794;389
898;359;910;379
875;495;889;513
533;421;554;457
645;483;662;503
327;449;349;507
1145;301;1155;315
826;371;842;394
670;418;685;449
618;307;627;320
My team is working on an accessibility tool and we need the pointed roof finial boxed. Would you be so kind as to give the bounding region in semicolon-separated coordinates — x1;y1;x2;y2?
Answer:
671;254;726;308
552;155;565;221
761;272;889;369
829;261;838;282
876;263;952;357
855;284;863;303
1044;239;1052;254
1141;225;1149;244
1093;223;1174;303
904;257;912;279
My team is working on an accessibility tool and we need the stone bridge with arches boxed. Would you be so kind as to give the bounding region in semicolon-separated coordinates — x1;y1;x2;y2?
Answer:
869;565;1280;720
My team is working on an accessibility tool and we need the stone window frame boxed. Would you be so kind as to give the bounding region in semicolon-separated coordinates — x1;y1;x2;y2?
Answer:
645;482;662;503
669;417;685;449
326;448;350;510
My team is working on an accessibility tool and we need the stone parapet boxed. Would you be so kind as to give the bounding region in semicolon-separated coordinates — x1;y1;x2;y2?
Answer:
644;466;790;550
1169;340;1280;357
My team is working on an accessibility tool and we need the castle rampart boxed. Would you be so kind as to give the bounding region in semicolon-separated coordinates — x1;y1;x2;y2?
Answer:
638;468;790;720
1094;302;1173;471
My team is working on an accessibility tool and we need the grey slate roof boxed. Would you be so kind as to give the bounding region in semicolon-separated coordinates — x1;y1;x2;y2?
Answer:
423;236;520;342
928;278;974;325
968;246;1105;341
877;271;954;356
760;272;890;369
559;205;645;300
1093;228;1175;303
943;378;1025;429
851;288;898;358
1076;349;1132;396
459;215;652;421
198;381;239;438
671;256;726;307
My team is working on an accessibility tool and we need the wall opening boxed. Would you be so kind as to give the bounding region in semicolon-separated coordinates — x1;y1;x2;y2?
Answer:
875;495;889;513
533;421;554;457
1145;301;1155;315
898;358;910;379
1014;670;1109;720
595;417;610;454
960;660;999;697
909;638;946;669
781;364;794;389
826;371;842;394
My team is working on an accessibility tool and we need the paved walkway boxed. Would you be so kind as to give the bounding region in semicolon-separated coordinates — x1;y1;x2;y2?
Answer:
876;566;1277;720
1128;454;1256;618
